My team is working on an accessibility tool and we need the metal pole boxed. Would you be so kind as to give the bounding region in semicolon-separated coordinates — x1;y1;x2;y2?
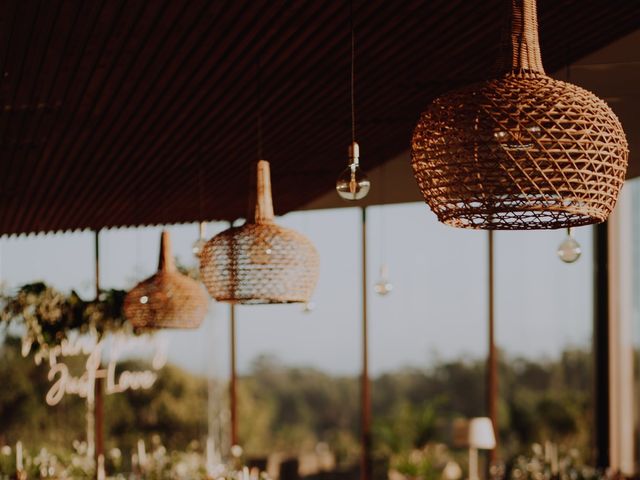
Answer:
94;230;105;475
594;222;610;469
230;303;238;447
360;207;372;480
487;231;498;464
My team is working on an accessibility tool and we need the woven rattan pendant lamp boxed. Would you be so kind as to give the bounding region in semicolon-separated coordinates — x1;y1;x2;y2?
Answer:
411;0;628;230
199;161;320;304
124;231;209;329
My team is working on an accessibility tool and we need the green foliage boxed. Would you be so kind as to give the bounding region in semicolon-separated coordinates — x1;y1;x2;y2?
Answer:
0;282;129;354
105;361;209;453
392;445;455;480
0;336;593;469
238;355;359;460
0;336;87;447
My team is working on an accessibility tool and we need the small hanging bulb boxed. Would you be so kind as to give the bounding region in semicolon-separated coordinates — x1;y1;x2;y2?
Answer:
302;301;316;313
374;264;393;296
336;142;370;201
192;222;207;257
557;227;581;263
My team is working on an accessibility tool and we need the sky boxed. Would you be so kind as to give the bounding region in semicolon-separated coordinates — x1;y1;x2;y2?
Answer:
0;202;594;378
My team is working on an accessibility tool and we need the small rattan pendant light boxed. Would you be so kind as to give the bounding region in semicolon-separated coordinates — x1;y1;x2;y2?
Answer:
411;0;628;230
199;160;320;304
124;231;209;329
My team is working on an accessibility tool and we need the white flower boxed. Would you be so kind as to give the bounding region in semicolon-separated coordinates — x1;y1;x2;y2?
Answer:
231;445;243;458
175;461;189;477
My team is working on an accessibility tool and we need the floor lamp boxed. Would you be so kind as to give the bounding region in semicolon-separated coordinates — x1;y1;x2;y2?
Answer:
468;417;496;480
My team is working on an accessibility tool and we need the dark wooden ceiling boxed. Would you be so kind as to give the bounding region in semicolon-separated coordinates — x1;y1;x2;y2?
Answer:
0;0;638;235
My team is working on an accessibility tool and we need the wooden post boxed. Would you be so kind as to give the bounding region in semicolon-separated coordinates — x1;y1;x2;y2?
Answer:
230;303;238;447
361;207;372;480
94;230;105;476
487;231;498;465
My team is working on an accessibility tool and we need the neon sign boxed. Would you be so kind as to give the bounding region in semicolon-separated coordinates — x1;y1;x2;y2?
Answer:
21;331;167;406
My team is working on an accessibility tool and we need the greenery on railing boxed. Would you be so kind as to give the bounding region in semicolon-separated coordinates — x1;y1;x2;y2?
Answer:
0;282;129;353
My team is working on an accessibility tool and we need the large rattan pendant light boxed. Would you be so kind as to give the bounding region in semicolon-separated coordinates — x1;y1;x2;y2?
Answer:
411;0;628;230
124;231;209;329
199;161;320;304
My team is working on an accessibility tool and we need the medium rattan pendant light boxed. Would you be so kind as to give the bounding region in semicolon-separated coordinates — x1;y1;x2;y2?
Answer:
124;231;209;329
411;0;628;230
200;56;319;304
199;161;320;304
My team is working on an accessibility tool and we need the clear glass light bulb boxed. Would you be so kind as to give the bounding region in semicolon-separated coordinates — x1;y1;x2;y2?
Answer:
557;228;581;263
336;142;370;201
494;123;542;151
302;301;316;313
374;264;393;296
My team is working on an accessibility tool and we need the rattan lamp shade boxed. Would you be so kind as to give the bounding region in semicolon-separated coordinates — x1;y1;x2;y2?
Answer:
411;0;628;230
124;231;209;329
200;160;320;304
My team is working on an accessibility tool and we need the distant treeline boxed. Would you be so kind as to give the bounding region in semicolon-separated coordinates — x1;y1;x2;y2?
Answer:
0;336;592;464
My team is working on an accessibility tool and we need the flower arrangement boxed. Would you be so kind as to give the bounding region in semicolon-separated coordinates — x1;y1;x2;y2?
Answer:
390;443;464;480
508;443;608;480
0;439;271;480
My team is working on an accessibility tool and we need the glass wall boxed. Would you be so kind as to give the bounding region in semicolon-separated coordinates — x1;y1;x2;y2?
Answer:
234;207;361;471
0;202;599;477
495;226;594;461
367;203;488;476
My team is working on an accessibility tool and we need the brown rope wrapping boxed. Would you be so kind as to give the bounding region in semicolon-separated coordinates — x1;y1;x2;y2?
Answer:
496;0;544;74
200;160;319;304
124;231;209;328
254;160;275;224
411;0;628;230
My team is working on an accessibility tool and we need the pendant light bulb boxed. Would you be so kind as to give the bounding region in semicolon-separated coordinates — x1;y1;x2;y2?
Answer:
192;238;206;257
374;264;393;296
336;142;370;201
557;228;581;264
192;222;207;258
302;301;316;313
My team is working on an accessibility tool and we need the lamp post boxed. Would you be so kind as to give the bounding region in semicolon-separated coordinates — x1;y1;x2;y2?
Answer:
487;231;498;465
94;230;105;480
361;206;372;480
230;302;238;447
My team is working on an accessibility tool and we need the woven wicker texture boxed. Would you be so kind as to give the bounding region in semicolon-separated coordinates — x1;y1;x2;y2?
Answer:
200;161;319;304
411;0;628;230
124;231;209;329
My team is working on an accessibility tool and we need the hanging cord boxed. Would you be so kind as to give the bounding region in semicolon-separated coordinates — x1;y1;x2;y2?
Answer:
198;137;204;221
257;54;264;160
379;162;386;264
350;0;356;144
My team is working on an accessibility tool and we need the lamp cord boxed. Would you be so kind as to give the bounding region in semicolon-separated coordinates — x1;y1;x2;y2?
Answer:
257;54;264;160
197;133;204;221
350;0;356;144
